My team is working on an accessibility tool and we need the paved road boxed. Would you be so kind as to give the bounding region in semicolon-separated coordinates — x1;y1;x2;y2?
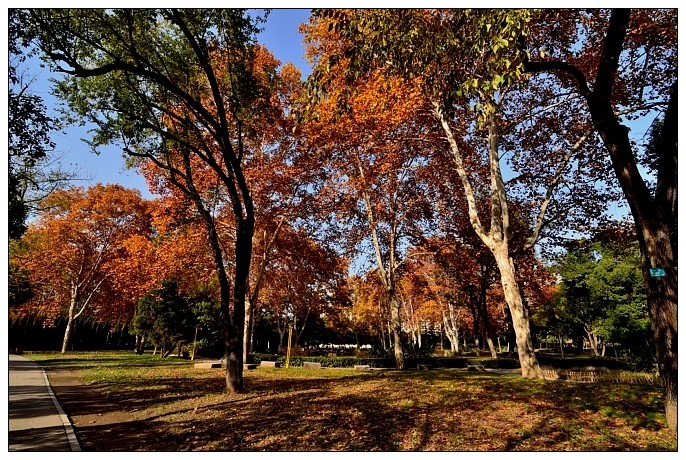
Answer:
8;354;80;452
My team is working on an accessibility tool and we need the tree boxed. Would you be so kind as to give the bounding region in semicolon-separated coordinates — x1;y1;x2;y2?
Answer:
522;8;677;432
11;184;151;352
132;280;196;358
8;9;72;239
306;9;612;378
302;19;439;367
29;9;274;393
257;225;348;352
541;238;650;363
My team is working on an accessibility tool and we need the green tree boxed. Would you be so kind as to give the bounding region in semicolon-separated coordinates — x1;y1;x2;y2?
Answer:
132;280;196;358
28;8;269;393
541;239;650;365
8;9;59;239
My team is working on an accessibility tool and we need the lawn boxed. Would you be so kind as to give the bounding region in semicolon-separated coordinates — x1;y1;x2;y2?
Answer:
30;352;676;451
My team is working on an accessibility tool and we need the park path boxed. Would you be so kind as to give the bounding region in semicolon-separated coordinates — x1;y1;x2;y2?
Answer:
8;354;80;452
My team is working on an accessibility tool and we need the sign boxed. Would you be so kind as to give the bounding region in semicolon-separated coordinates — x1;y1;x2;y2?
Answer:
650;268;666;277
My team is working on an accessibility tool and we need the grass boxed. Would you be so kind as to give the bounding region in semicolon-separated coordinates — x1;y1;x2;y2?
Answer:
28;351;676;451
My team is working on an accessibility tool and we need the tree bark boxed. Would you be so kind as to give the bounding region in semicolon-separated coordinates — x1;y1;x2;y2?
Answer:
389;296;405;369
61;300;76;353
493;245;543;378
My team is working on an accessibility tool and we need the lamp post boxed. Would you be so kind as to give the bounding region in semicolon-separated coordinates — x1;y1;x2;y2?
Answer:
285;324;293;368
191;325;200;361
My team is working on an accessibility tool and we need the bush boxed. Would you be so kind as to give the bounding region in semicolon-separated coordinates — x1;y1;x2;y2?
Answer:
536;355;629;370
247;354;521;369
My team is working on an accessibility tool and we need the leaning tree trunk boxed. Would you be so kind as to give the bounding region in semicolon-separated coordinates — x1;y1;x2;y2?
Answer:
493;246;543;379
485;337;498;359
61;312;75;353
61;288;79;353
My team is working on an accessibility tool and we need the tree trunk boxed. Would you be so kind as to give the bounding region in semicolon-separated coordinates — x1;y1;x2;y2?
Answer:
379;310;387;350
486;337;497;359
224;219;253;394
639;224;677;433
389;296;405;369
442;308;460;354
585;328;600;356
243;299;252;363
277;321;286;354
61;316;75;354
493;246;543;378
61;294;78;353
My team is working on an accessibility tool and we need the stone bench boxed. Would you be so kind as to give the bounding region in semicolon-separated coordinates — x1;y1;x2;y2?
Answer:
354;365;371;371
303;361;322;369
259;361;281;368
194;362;221;369
244;363;257;370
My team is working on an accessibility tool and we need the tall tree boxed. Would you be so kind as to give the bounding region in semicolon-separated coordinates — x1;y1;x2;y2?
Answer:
306;9;609;378
522;8;677;432
303;19;438;368
29;9;272;393
132;280;196;358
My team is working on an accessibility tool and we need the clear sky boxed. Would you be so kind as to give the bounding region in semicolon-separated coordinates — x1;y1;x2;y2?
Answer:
25;8;313;199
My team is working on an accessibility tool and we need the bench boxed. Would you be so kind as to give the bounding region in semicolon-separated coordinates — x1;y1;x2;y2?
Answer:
194;362;221;369
243;363;257;370
259;360;281;368
354;365;371;371
417;364;434;370
303;361;322;369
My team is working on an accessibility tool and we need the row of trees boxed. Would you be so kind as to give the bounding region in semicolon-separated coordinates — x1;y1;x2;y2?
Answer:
11;181;648;363
8;8;675;432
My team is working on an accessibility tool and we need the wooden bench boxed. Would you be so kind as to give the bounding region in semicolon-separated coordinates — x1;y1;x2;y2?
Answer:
259;360;281;368
194;362;221;369
303;361;322;369
354;365;371;371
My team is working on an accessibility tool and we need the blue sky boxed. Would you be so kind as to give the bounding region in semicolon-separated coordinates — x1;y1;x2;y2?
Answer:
25;9;312;199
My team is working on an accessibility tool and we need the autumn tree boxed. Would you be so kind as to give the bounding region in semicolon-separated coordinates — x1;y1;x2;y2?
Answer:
256;225;349;352
303;18;439;368
522;8;677;431
306;9;615;379
29;9;278;393
10;184;151;352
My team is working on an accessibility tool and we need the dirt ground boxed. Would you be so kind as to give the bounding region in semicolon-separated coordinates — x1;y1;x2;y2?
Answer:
45;366;676;452
46;368;183;451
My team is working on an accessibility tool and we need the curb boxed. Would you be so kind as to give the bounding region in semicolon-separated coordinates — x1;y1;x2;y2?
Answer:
41;368;82;452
